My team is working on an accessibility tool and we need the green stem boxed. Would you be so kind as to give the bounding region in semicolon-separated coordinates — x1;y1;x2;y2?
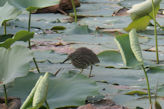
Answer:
148;15;162;28
152;0;159;64
71;0;77;23
28;12;32;49
33;57;41;73
155;21;162;29
28;12;31;32
141;65;152;106
4;22;7;35
3;22;8;105
3;85;8;105
28;12;41;73
45;100;50;109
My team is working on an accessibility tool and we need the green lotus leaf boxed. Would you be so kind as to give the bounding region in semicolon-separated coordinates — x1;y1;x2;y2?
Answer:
0;2;22;26
21;76;43;109
114;34;139;67
8;0;59;12
0;30;34;48
0;45;33;85
124;16;151;32
124;0;161;31
0;0;7;6
129;29;143;63
127;0;161;20
7;71;99;108
33;72;49;108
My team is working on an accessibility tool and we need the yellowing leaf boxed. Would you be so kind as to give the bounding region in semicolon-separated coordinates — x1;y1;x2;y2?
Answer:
125;90;147;96
124;16;151;32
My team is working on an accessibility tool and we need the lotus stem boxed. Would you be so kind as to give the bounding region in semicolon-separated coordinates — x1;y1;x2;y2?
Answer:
28;12;31;48
45;100;50;109
71;0;77;23
148;15;162;29
141;65;152;107
28;12;41;73
33;57;41;73
3;22;7;35
3;85;8;105
152;0;159;64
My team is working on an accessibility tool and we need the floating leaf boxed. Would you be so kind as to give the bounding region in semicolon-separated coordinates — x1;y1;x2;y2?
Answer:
33;72;49;108
147;66;164;73
129;29;143;63
114;34;139;67
51;26;66;31
66;23;93;34
7;71;99;108
0;2;21;26
0;30;34;48
125;90;147;96
97;50;123;67
0;45;33;86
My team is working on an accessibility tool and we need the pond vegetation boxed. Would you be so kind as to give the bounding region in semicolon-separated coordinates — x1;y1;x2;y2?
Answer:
0;0;164;109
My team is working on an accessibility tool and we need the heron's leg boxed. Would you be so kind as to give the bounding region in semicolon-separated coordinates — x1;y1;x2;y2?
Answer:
61;58;69;64
80;69;83;73
89;65;93;77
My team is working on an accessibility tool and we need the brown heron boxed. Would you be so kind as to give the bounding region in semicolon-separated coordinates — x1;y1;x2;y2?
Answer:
61;47;100;77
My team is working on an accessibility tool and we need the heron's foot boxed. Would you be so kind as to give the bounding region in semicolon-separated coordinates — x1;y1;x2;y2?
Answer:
88;74;95;78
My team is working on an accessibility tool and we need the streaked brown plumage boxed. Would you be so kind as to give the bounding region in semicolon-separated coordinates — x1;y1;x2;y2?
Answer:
62;47;100;77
